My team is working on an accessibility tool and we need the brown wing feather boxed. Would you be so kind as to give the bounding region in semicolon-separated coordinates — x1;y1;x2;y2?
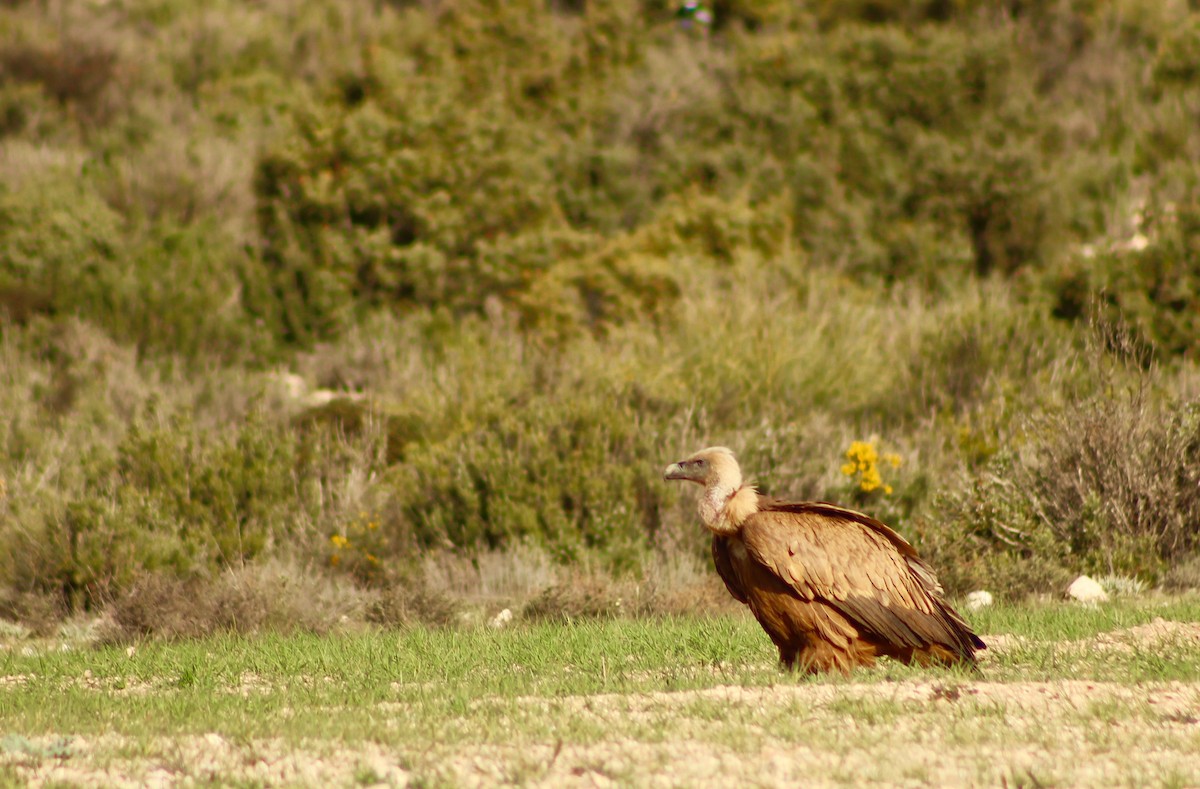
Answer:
711;534;749;604
740;504;985;659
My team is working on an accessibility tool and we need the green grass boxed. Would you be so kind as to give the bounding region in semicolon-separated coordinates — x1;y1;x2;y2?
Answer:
970;595;1200;641
3;598;1199;741
0;616;769;742
2;599;1199;785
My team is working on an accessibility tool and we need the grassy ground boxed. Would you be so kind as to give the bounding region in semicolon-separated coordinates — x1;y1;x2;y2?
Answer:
2;598;1199;786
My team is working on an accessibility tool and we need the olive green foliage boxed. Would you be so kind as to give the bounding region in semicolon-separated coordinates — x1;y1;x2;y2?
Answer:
6;411;300;608
397;389;665;567
3;0;1200;624
935;375;1200;591
0;176;264;359
1056;189;1200;360
251;0;1072;340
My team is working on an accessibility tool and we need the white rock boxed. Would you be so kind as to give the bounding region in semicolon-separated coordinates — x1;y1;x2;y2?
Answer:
273;372;308;402
304;389;339;407
488;608;513;629
1067;574;1109;604
965;590;994;610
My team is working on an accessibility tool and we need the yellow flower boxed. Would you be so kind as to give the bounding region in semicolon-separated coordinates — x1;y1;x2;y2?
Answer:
840;440;900;495
330;554;341;567
330;534;350;549
860;466;883;492
846;441;878;467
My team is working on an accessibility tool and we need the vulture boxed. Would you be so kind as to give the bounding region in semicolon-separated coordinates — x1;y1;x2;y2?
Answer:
664;447;985;674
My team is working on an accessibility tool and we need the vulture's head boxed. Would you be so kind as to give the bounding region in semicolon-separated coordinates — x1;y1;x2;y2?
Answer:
664;446;743;490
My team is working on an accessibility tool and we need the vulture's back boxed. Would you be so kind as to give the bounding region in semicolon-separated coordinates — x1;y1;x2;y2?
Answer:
714;500;984;671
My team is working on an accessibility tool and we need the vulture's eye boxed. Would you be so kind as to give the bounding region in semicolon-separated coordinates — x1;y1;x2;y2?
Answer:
695;459;707;468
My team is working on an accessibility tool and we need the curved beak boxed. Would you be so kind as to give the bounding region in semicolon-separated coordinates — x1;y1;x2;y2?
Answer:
664;461;687;481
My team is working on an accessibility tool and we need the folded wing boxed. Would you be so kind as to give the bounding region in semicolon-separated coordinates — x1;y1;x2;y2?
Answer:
739;500;985;660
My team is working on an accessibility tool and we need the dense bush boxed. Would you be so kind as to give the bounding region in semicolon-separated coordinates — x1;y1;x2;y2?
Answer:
0;36;120;124
0;177;124;325
392;389;671;569
247;1;1090;340
4;411;300;608
933;381;1200;594
0;176;266;359
1054;189;1200;361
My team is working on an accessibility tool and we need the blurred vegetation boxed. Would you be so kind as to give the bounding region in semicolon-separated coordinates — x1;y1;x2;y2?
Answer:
2;0;1200;627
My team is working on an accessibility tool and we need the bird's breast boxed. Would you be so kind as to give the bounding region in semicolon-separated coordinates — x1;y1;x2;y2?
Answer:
729;538;749;564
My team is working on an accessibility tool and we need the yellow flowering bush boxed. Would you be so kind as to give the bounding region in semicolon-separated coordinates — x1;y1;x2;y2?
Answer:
840;440;902;495
328;511;387;582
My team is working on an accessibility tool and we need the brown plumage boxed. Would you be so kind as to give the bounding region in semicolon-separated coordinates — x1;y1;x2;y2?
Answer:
665;447;985;674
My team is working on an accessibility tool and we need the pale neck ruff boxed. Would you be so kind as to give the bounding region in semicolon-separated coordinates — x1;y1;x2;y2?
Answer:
699;484;758;535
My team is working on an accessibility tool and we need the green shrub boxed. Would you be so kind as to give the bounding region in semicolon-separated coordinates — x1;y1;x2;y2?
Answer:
252;94;571;342
0;176;124;324
390;388;672;570
248;4;1073;344
5;410;300;608
1151;14;1200;88
1053;191;1200;361
933;388;1200;594
0;176;267;359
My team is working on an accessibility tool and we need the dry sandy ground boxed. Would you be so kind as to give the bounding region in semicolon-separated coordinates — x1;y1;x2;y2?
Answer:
4;620;1200;788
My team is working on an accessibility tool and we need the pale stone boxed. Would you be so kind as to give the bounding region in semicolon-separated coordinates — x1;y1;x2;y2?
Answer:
965;591;994;611
488;608;513;629
1067;574;1109;603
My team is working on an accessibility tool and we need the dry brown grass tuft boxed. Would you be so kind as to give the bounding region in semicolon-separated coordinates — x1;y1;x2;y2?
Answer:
1162;556;1200;592
0;589;67;638
1025;391;1200;570
931;317;1200;594
101;561;369;643
365;586;461;628
521;554;741;622
0;39;118;122
417;544;559;605
521;576;637;622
